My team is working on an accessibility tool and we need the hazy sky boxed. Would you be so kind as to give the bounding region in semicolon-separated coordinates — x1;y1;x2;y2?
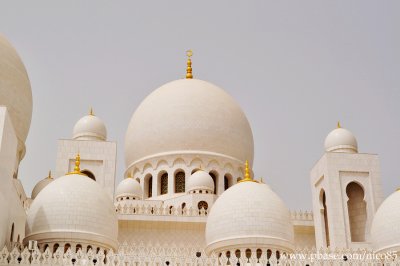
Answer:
1;1;399;210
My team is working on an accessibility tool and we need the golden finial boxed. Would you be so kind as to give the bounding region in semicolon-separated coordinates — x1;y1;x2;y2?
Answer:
66;153;84;175
89;107;94;116
127;173;132;178
47;170;52;179
238;160;257;183
186;50;193;79
337;121;341;128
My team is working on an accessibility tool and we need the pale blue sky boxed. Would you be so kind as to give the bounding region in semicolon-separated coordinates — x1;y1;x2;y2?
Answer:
0;1;399;210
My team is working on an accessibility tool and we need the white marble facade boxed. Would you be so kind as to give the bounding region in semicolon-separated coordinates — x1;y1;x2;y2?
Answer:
1;34;400;265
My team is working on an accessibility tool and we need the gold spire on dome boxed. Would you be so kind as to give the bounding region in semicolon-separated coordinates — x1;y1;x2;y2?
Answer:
186;50;193;79
46;170;52;179
66;154;84;175
238;160;257;183
337;121;341;128
127;173;132;178
89;107;94;116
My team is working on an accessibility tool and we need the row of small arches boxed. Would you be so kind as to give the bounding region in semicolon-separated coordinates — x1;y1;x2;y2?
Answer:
40;243;104;254
221;249;284;264
135;169;239;198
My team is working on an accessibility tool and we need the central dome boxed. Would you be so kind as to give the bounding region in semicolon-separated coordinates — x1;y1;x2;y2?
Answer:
124;79;254;168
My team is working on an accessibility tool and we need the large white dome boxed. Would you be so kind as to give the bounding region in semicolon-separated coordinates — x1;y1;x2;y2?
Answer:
0;34;32;159
371;190;400;253
73;112;107;141
25;173;118;250
205;181;294;253
124;79;254;168
324;125;358;153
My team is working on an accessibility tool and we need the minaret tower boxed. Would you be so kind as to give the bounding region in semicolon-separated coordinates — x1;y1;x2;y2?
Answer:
310;122;384;249
55;108;117;199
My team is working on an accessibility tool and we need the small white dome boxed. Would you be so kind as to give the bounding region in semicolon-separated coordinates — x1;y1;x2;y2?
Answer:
31;174;53;199
187;170;214;193
125;79;254;168
116;178;142;200
324;125;358;153
24;173;118;250
0;34;33;159
371;190;400;253
205;181;294;253
73;113;107;141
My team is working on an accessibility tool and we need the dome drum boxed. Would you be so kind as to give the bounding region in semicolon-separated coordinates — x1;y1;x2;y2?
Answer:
23;231;118;251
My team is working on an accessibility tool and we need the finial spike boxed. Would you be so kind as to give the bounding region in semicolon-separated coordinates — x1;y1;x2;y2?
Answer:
89;107;94;116
74;153;81;173
186;50;193;79
244;160;251;180
47;170;52;179
238;160;258;183
337;121;341;128
66;153;83;175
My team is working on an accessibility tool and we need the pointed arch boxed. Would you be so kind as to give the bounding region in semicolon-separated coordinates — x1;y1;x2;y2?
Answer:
174;169;185;193
320;189;330;247
346;182;367;242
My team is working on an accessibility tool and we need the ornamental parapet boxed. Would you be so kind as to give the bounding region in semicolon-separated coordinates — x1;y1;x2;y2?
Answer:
0;245;396;265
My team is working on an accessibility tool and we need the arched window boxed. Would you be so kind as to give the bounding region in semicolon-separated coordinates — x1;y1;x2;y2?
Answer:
10;223;14;242
198;201;208;214
160;172;168;195
144;174;152;198
53;243;59;253
224;174;232;190
209;171;218;194
320;189;330;247
245;249;251;260
256;249;262;260
81;169;96;181
76;244;82;252
87;245;92;252
181;202;186;214
64;243;71;253
175;171;185;193
346;182;367;242
235;249;241;259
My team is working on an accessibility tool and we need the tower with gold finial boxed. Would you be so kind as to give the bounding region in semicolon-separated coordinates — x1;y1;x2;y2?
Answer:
186;50;193;79
56;108;116;199
337;121;341;128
